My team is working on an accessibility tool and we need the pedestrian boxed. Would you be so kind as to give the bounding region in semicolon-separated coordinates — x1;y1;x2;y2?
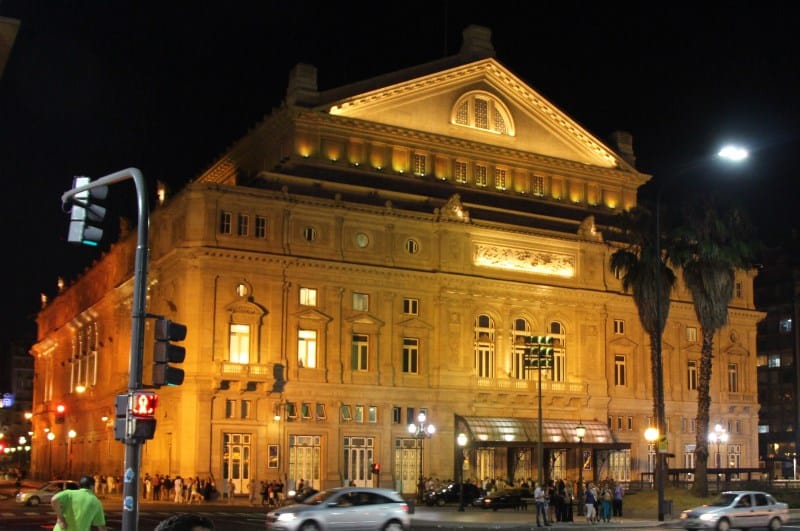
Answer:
534;482;549;527
226;478;235;503
248;478;257;505
51;475;107;531
154;513;214;531
584;482;597;524
613;481;624;518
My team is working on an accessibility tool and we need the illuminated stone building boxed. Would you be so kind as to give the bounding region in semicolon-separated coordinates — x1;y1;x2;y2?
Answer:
29;26;761;495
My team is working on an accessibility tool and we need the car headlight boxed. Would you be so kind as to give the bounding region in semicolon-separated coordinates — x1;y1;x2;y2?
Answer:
699;513;719;521
276;513;297;522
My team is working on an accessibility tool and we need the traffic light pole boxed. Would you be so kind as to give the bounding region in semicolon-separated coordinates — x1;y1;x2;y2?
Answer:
62;168;149;531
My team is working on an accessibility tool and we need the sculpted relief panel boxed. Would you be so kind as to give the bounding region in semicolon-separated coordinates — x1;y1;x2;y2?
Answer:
473;243;575;278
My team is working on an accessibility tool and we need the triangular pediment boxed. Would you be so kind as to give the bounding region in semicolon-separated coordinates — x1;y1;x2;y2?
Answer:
395;316;434;330
609;336;639;349
345;312;385;327
294;308;333;323
323;58;625;170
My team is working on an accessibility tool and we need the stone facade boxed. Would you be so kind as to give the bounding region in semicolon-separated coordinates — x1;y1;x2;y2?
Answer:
29;26;762;496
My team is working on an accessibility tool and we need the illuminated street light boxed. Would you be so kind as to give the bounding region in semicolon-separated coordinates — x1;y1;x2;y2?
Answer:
708;423;729;470
652;144;748;519
408;412;435;503
457;433;468;512
576;422;586;516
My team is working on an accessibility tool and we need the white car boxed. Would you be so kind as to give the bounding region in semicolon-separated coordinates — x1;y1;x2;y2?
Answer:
680;491;788;531
15;480;80;506
265;486;410;531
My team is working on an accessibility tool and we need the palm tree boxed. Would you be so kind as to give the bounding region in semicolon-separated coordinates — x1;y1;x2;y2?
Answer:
669;195;757;496
609;205;676;440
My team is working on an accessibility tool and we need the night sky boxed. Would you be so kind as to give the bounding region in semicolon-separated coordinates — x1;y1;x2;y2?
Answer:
1;1;798;352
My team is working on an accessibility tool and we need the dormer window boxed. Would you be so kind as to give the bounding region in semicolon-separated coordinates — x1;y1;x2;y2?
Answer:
451;91;515;136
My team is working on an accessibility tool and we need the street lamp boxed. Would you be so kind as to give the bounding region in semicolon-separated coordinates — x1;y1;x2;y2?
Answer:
651;144;747;521
47;432;55;479
67;429;76;478
408;412;435;503
644;426;663;520
708;423;729;471
576;422;586;516
457;432;468;512
524;335;554;486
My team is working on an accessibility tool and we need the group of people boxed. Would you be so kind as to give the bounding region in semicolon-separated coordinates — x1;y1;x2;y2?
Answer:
143;473;217;503
51;474;216;531
582;480;625;524
252;478;286;506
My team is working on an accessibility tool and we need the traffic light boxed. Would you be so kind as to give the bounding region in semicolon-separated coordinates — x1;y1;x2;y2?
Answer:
66;176;108;247
55;404;66;424
272;363;286;394
152;317;186;387
131;391;158;440
115;392;159;441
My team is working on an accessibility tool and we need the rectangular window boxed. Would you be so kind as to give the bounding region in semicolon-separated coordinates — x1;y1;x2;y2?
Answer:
392;406;401;424
300;287;317;306
368;406;377;423
301;402;312;419
352;334;368;371
735;281;743;298
494;168;507;190
686;326;698;342
286;402;298;420
532;175;545;196
617;416;623;430
412;154;426;176
225;399;236;419
613;319;625;334
237;213;249;236
354;405;365;423
341;404;352;422
353;292;369;311
402;337;419;374
691;418;696;432
455;161;468;183
403;298;419;315
316;403;327;420
255;215;267;238
728;363;739;392
688;360;698;390
474;98;488;129
229;324;250;364
768;353;781;368
220;211;232;234
475;165;488;187
627;417;633;430
779;318;793;334
298;329;317;368
241;400;251;419
614;354;626;386
407;408;415;425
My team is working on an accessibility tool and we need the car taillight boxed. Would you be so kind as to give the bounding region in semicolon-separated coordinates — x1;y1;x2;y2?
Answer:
401;503;409;513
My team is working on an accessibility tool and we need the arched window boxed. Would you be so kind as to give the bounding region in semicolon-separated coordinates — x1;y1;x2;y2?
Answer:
549;321;566;382
451;91;515;136
511;318;532;380
474;314;496;378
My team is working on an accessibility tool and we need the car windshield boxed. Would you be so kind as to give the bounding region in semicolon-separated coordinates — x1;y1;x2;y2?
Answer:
709;493;738;507
302;489;339;505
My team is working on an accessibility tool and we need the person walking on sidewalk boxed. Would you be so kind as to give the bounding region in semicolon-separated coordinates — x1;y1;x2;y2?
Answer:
534;482;550;527
584;482;597;524
613;482;625;518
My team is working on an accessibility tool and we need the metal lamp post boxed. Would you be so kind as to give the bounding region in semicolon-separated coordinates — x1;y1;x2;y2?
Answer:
408;412;435;503
67;429;76;478
644;426;663;520
576;422;586;516
47;432;55;479
457;432;468;511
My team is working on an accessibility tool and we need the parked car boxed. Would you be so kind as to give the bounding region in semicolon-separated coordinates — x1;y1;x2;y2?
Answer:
680;490;789;531
265;486;410;530
425;482;481;506
15;480;79;506
476;487;532;511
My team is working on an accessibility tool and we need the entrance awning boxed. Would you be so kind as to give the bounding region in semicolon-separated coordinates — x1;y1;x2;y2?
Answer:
456;416;630;450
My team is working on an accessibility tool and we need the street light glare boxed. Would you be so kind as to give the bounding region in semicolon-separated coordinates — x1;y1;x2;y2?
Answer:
718;145;749;162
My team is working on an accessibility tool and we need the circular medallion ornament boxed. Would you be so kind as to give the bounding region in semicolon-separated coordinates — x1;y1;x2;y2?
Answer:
356;232;369;248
